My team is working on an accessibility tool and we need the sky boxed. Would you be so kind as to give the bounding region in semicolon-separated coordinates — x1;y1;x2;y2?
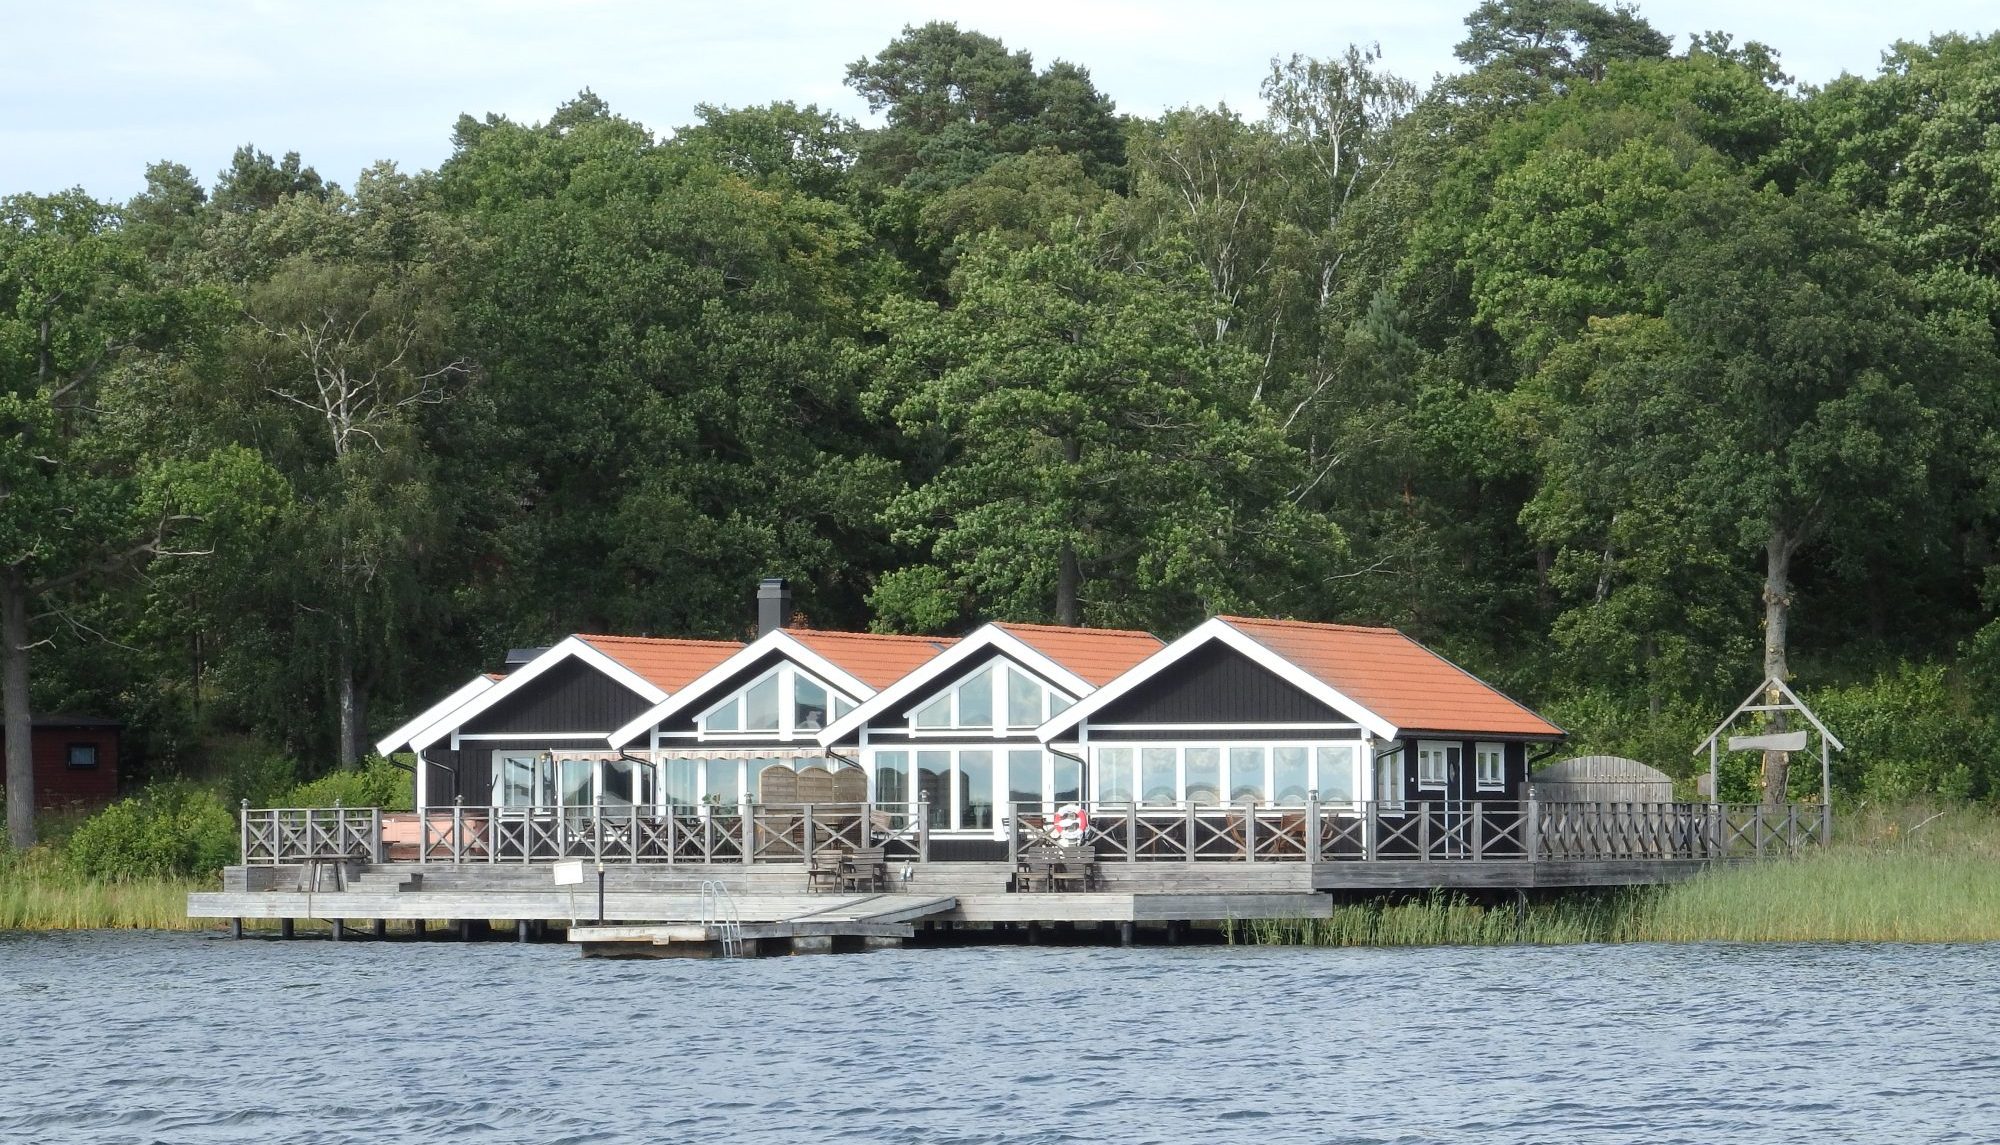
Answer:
2;0;1996;202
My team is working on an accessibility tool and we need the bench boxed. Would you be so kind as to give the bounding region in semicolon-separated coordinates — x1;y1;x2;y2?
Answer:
1016;845;1098;892
841;847;887;893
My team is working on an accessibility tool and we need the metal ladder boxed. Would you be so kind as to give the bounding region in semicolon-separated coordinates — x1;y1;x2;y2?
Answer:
698;879;744;958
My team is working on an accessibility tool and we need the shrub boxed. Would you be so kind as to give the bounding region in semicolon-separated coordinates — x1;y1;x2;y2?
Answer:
280;755;413;812
65;782;238;880
1809;665;1999;802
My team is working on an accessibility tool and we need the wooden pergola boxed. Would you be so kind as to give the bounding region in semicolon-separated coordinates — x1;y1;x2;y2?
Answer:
1694;676;1842;816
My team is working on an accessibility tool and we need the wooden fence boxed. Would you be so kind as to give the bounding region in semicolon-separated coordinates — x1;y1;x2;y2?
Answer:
238;799;1826;867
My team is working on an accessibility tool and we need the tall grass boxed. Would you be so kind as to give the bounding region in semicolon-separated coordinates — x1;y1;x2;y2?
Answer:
1233;801;2000;947
0;848;210;931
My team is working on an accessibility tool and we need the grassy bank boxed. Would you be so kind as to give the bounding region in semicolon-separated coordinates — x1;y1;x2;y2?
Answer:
0;850;211;932
1233;802;2000;947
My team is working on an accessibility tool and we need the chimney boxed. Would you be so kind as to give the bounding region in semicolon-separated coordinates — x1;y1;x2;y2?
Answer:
757;577;792;637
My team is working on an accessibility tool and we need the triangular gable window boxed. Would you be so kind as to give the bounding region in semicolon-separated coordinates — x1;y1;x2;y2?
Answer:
700;664;855;738
904;658;1074;731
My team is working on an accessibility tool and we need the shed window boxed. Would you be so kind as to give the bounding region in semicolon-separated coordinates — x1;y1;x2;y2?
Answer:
66;743;100;770
1476;742;1506;791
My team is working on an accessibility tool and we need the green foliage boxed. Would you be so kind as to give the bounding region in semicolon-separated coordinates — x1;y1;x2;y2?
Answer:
1810;667;1999;801
281;756;414;812
64;783;238;880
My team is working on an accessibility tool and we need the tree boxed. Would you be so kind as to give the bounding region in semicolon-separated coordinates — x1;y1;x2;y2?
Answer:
1;191;277;845
1455;0;1673;91
869;221;1340;631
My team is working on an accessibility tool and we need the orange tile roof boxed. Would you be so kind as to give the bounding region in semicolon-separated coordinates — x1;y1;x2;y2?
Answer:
1220;617;1563;739
577;634;745;693
995;622;1164;687
785;629;958;690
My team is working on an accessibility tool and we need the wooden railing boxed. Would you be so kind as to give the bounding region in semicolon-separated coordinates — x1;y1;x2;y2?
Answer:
241;804;382;865
1009;799;1827;864
408;801;930;865
241;798;1826;867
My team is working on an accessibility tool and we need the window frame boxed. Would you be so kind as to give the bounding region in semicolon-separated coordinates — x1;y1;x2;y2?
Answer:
64;742;101;770
1475;741;1507;792
1415;740;1456;791
900;658;1075;734
1087;740;1367;809
697;664;854;741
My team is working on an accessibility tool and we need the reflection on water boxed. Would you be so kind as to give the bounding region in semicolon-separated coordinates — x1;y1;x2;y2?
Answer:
1;931;1996;1144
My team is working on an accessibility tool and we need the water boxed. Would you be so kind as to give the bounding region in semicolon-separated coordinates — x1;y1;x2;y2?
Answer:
1;932;1996;1145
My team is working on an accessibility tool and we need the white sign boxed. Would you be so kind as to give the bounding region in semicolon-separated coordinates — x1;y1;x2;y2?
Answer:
1729;731;1809;752
552;859;586;886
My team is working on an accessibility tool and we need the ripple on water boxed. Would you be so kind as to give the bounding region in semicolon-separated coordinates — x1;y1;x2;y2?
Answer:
2;933;1998;1144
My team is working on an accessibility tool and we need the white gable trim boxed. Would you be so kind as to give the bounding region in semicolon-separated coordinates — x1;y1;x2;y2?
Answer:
815;625;1093;747
607;630;876;749
1034;617;1400;743
374;675;497;757
406;636;668;754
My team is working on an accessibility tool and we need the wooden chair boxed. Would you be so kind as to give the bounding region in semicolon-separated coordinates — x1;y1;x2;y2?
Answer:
807;846;846;894
841;846;887;893
1051;845;1099;891
1016;846;1059;893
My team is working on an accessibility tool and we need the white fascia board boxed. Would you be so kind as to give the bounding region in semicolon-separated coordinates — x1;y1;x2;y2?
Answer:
1034;618;1400;744
606;631;876;750
407;636;668;754
374;675;496;757
815;625;1092;748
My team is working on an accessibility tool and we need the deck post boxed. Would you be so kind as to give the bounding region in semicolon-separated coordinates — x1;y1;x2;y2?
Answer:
331;918;345;942
452;798;464;864
1006;804;1019;869
917;798;930;862
231;917;243;940
1786;803;1800;856
1363;800;1377;862
1184;802;1196;863
372;918;387;940
629;802;639;864
1418;804;1431;862
1306;791;1321;862
413;918;426;938
1243;803;1256;863
1119;921;1134;947
802;803;815;863
740;798;754;862
239;800;250;866
280;918;294;940
1472;802;1484;860
1524;798;1540;862
1125;801;1137;863
517;919;531;943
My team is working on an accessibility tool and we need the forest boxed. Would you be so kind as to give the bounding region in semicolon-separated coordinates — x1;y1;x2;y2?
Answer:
7;0;2000;849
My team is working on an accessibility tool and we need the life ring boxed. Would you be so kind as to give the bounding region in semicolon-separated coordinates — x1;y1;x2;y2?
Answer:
1053;803;1088;845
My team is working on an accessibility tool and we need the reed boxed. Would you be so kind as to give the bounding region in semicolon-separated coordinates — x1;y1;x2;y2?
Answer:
1232;801;2000;947
0;849;211;932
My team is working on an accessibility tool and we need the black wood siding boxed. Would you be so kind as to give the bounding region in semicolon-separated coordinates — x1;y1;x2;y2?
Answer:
461;657;652;736
1386;736;1531;803
1087;641;1346;727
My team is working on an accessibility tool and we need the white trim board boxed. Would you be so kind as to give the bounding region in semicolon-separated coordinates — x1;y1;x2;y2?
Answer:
606;630;877;749
375;675;495;757
407;636;670;754
816;624;1098;747
1035;617;1401;744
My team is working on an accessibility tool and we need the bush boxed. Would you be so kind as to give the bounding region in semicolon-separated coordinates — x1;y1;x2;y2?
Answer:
65;781;238;880
1810;665;2000;802
280;755;413;812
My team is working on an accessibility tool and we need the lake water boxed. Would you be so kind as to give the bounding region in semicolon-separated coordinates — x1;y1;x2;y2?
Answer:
1;932;1995;1144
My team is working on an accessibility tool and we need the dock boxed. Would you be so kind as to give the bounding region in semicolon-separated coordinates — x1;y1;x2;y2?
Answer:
189;798;1826;953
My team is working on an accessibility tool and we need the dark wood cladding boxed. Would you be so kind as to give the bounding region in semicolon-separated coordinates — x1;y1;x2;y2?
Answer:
461;657;652;736
1088;641;1344;726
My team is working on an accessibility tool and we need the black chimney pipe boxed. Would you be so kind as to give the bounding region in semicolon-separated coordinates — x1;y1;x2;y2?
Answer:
757;577;791;636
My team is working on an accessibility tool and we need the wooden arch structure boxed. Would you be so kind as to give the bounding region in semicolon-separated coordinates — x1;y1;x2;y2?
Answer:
1694;677;1842;815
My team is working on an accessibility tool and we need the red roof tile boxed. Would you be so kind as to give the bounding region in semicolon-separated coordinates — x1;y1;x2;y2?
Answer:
785;630;957;690
995;623;1164;687
1219;617;1563;739
577;634;744;693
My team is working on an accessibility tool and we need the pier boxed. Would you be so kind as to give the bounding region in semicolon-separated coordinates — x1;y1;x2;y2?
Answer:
188;798;1827;954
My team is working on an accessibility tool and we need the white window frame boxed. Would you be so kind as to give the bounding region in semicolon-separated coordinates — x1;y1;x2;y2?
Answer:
1416;740;1455;791
1475;741;1506;792
1085;740;1365;808
697;664;853;740
902;659;1075;734
1374;745;1406;812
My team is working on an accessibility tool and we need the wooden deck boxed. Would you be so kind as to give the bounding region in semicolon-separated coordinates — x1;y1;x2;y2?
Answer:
193;799;1825;951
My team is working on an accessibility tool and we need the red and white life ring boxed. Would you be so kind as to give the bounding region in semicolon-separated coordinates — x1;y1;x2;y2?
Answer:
1053;803;1088;845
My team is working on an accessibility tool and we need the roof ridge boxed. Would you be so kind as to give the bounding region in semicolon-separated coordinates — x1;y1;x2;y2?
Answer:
790;629;955;643
995;621;1161;638
576;633;744;645
1218;615;1402;635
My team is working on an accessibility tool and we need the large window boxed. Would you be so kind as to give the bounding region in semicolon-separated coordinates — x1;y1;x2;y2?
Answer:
902;747;997;832
1475;742;1506;791
905;659;1076;731
1088;742;1365;807
492;753;659;815
700;665;855;738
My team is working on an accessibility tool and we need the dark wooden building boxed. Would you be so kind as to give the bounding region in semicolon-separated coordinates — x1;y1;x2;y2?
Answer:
0;715;122;810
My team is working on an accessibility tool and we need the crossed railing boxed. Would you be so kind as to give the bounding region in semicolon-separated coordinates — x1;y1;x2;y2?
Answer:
239;798;1825;866
1008;799;1828;864
240;804;383;865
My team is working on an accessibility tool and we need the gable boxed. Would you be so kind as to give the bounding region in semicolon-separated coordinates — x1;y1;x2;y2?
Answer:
460;656;653;735
866;647;1075;733
1087;640;1347;726
651;650;862;736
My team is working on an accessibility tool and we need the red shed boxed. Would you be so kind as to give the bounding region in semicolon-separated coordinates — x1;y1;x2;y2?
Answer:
0;715;122;811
